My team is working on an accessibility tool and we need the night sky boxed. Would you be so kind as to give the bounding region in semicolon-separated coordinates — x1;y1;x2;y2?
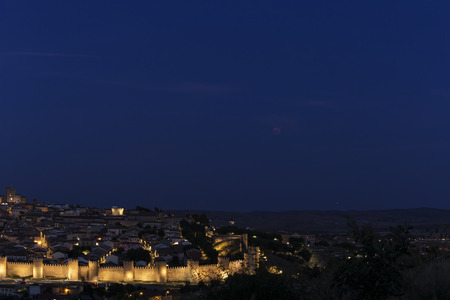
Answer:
1;1;450;211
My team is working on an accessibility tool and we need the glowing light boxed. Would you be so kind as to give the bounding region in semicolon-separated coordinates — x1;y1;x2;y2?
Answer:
112;207;124;216
267;266;283;275
221;272;228;280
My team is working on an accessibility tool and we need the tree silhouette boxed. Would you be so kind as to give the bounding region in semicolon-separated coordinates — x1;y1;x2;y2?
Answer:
335;218;412;300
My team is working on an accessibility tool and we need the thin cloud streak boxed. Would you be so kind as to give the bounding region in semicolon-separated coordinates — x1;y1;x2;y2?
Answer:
0;52;95;58
142;82;238;94
302;100;336;108
40;71;238;96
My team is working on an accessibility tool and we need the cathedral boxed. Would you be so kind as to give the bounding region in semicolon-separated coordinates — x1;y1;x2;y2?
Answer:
0;186;27;204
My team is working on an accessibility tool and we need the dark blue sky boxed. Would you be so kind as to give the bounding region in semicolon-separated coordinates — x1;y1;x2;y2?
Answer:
1;1;450;211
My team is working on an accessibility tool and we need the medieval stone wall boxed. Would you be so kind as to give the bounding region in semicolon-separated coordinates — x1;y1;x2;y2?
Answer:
0;247;258;283
166;266;190;282
43;264;67;278
134;266;158;282
6;262;33;277
98;266;124;282
197;264;222;282
80;265;89;280
229;260;245;275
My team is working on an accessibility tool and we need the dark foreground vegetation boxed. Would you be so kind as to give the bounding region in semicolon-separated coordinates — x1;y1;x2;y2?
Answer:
184;219;450;300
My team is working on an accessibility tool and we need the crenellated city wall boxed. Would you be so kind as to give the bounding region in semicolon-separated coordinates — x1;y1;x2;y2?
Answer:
197;264;222;281
229;260;245;275
80;265;89;280
6;261;33;277
134;266;158;282
43;264;68;278
0;246;259;283
166;265;190;282
98;266;124;282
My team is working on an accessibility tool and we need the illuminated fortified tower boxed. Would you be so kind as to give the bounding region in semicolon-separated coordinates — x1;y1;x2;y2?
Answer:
123;261;134;282
0;257;6;278
68;259;79;280
88;260;98;281
5;187;15;203
33;258;43;279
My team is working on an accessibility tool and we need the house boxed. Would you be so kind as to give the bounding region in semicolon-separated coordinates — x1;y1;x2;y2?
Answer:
105;254;119;265
3;247;32;261
118;242;141;250
153;241;171;250
135;260;147;267
101;240;114;249
128;235;140;243
0;285;18;296
29;245;47;257
107;226;124;237
156;245;185;263
52;251;68;260
29;285;41;297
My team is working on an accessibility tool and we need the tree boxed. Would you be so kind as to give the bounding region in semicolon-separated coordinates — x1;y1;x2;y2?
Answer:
335;218;412;300
136;206;151;212
82;284;93;296
170;255;181;266
125;248;152;263
124;284;135;294
192;213;210;227
94;286;106;298
68;245;91;258
299;248;312;262
289;237;305;251
180;218;218;264
106;283;124;298
197;269;298;299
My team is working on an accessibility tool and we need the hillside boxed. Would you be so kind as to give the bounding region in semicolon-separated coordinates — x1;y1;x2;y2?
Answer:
172;208;450;233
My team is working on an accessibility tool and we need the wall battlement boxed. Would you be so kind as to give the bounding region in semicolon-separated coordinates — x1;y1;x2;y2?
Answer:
167;266;187;270
198;263;217;268
134;266;154;270
6;261;33;265
99;266;124;270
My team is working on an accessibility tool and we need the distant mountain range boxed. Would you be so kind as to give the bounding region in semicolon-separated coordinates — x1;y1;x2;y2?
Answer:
172;208;450;234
